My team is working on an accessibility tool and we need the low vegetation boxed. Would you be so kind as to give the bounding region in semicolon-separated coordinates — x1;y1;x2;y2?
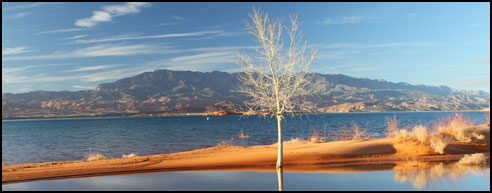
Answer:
238;130;249;139
412;125;429;144
217;138;235;147
429;134;454;154
457;153;488;165
309;126;328;143
387;112;490;155
86;153;106;161
122;153;138;158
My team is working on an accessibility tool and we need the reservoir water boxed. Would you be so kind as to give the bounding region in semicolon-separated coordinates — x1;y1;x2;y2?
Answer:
2;111;489;164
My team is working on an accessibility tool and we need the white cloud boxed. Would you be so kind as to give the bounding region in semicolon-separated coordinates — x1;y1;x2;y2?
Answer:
6;12;31;19
102;2;150;16
3;66;152;83
75;2;151;27
468;22;482;28
73;85;95;89
62;64;123;72
59;34;88;40
350;66;377;72
320;16;363;24
38;28;87;34
2;43;164;61
2;46;33;55
321;42;434;49
407;12;418;18
170;51;233;63
75;11;112;27
157;22;180;27
171;14;185;21
74;30;223;44
2;2;53;11
149;50;238;72
466;59;490;65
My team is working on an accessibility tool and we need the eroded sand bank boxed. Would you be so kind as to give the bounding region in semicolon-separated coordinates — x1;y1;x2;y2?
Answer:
2;136;489;184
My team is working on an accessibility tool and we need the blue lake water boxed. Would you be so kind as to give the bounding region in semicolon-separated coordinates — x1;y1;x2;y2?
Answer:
2;111;489;164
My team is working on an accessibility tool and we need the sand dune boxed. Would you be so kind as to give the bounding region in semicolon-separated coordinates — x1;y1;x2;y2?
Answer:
2;134;489;184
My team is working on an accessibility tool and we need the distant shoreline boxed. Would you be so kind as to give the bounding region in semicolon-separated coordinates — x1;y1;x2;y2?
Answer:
2;109;489;121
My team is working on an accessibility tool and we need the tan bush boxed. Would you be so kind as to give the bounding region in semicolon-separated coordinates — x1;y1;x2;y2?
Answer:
238;130;249;139
412;125;429;144
217;138;234;146
122;153;138;158
429;134;455;154
309;127;328;143
394;129;410;142
385;115;399;138
86;153;105;161
457;153;488;165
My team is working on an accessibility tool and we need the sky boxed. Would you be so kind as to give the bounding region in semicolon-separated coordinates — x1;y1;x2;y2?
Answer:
2;2;490;94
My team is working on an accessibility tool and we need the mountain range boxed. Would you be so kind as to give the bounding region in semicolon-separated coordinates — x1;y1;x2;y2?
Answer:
2;69;490;119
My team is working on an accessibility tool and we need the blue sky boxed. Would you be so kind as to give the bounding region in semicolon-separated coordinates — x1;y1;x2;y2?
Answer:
2;2;490;94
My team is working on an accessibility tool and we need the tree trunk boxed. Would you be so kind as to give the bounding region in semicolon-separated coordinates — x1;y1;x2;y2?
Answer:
276;115;283;168
276;165;284;191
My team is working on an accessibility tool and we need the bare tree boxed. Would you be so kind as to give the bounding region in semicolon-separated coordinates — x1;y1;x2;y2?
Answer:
235;8;322;168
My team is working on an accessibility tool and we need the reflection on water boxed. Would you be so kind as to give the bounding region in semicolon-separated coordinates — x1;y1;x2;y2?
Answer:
394;161;490;190
2;162;490;191
277;167;283;191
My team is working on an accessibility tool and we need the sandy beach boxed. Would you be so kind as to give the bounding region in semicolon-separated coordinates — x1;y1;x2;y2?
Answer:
2;126;490;185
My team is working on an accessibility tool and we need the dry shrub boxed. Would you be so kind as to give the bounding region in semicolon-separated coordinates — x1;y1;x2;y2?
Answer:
238;130;249;139
309;126;328;143
284;137;307;144
457;153;488;165
217;138;234;146
433;113;474;142
412;125;429;144
333;126;353;141
394;129;410;142
351;123;369;141
122;153;138;158
86;153;105;161
429;133;455;154
386;115;399;138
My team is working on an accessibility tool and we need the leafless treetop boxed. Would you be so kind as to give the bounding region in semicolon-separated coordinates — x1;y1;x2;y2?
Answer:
235;8;324;118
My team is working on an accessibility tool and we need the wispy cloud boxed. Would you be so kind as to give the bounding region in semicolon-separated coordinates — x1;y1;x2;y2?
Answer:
2;2;53;11
2;43;165;61
75;2;151;27
5;12;31;19
350;66;377;72
73;85;95;90
465;59;490;65
2;63;76;84
467;22;482;28
147;47;247;72
62;64;123;72
407;12;418;18
38;28;87;35
171;14;185;21
448;77;490;91
319;16;363;24
3;66;153;84
74;30;223;44
321;42;435;49
75;11;112;28
59;34;88;40
157;21;180;27
2;46;33;55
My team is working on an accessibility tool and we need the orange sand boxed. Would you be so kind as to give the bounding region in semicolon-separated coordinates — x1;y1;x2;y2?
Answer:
2;137;489;185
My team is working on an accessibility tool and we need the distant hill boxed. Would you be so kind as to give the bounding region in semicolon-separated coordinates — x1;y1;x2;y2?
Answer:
2;69;490;119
